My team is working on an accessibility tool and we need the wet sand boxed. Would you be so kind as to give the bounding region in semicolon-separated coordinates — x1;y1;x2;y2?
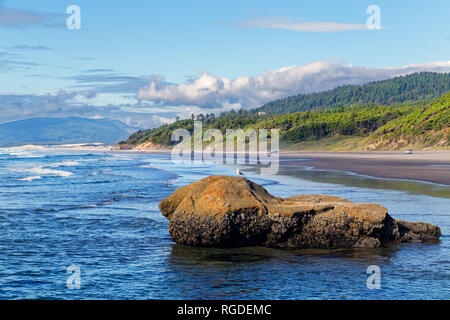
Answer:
13;145;449;185
280;151;450;185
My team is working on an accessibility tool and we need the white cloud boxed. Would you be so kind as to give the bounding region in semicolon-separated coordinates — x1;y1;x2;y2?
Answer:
242;17;368;32
137;60;450;110
151;115;176;126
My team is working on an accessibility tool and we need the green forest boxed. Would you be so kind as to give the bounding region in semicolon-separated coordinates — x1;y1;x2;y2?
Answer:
119;72;450;151
254;72;450;114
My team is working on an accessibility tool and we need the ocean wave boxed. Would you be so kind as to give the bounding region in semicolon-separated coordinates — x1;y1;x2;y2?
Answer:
47;161;80;167
0;150;45;159
77;158;99;162
2;145;46;150
33;204;97;213
32;195;129;213
27;166;73;177
11;154;45;158
17;176;42;182
138;164;154;168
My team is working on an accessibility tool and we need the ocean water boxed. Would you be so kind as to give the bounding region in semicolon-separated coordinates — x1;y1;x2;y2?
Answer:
0;148;449;300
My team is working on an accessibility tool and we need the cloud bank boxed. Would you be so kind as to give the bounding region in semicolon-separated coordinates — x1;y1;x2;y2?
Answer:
0;90;175;129
137;60;450;110
66;70;155;94
2;60;449;129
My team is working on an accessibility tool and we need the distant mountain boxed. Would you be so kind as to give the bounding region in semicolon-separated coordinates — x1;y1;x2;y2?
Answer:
254;72;450;114
0;117;141;147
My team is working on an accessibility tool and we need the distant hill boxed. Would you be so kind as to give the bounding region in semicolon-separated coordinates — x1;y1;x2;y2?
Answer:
119;91;449;151
254;72;450;114
363;92;450;150
0;117;140;147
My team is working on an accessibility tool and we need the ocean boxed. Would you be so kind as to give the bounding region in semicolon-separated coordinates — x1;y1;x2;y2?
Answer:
0;148;449;299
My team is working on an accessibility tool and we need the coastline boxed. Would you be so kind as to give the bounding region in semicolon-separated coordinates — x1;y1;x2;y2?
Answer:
5;144;450;185
114;149;450;186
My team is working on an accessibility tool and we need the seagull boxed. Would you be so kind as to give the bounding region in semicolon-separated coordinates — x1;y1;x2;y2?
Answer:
236;168;244;175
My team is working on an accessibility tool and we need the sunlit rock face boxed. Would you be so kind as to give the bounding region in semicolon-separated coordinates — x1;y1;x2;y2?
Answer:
159;176;441;248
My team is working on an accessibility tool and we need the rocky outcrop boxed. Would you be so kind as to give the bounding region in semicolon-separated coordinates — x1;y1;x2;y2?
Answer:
159;176;441;248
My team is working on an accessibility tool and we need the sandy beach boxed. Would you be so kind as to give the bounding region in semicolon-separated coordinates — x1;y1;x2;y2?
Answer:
8;144;450;185
280;151;450;185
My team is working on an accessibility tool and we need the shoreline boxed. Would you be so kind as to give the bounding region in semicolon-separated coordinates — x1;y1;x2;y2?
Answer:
4;145;450;185
279;151;450;186
115;149;450;186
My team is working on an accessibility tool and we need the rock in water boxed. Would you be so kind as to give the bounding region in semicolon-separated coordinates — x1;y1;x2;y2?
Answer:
159;176;441;248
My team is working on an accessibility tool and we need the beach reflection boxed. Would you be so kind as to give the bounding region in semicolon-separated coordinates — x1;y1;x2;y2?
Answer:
269;164;450;198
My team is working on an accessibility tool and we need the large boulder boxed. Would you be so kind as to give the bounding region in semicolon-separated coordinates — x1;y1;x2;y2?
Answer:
159;176;441;248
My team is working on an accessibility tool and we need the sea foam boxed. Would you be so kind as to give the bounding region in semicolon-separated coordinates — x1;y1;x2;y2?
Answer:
28;166;73;177
17;176;42;182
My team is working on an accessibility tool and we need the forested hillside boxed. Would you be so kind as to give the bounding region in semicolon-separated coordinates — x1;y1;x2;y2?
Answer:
118;72;450;151
254;72;450;114
251;104;417;144
118;91;449;151
363;92;450;150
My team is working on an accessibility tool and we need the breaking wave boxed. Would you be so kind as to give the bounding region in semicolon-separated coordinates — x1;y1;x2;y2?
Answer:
17;176;42;182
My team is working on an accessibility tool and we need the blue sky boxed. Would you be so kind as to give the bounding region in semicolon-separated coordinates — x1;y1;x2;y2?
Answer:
0;0;449;127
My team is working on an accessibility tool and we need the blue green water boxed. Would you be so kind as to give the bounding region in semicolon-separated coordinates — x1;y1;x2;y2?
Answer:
0;148;449;299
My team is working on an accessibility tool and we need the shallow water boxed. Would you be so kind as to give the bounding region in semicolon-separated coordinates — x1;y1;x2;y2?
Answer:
0;149;448;299
275;161;450;199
